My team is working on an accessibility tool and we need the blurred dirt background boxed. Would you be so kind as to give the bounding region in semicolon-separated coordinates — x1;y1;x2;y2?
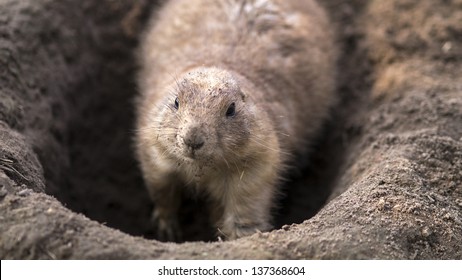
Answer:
0;0;461;259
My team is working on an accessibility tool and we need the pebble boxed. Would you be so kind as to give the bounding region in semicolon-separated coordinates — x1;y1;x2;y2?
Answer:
455;199;462;208
0;187;7;198
442;41;452;53
421;227;432;238
17;189;31;197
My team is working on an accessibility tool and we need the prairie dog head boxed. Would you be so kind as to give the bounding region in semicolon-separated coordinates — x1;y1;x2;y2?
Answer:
142;67;265;170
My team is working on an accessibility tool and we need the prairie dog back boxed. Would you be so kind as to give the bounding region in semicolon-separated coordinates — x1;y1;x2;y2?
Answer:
136;0;336;240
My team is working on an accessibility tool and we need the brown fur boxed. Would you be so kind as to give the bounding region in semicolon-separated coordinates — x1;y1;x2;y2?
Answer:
136;0;337;240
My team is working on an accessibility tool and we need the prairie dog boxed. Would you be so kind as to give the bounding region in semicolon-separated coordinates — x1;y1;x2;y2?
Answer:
136;0;336;240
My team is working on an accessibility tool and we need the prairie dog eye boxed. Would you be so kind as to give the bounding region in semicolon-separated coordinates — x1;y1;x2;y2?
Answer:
226;102;236;118
174;97;179;109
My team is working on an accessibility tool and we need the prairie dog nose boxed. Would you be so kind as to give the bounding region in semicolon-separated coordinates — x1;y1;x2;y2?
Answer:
183;126;205;150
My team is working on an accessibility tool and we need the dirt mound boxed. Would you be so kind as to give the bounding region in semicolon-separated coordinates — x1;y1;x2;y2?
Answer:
1;0;461;259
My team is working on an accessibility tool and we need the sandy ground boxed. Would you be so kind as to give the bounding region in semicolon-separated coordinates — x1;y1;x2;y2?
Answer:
0;0;461;259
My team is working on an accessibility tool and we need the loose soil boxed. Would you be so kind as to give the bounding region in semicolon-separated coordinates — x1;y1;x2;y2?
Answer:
1;0;461;259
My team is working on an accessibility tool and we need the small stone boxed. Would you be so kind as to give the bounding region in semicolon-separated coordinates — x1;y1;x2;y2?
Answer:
17;189;31;197
378;198;385;209
442;41;452;53
282;225;290;231
378;198;390;210
455;199;462;208
0;187;7;198
433;194;445;202
421;227;432;238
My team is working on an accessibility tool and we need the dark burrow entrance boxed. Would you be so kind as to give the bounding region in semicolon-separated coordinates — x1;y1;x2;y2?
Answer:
39;0;370;243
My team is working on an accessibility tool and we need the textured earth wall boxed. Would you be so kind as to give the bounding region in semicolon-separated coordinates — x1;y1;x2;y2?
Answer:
0;0;461;259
